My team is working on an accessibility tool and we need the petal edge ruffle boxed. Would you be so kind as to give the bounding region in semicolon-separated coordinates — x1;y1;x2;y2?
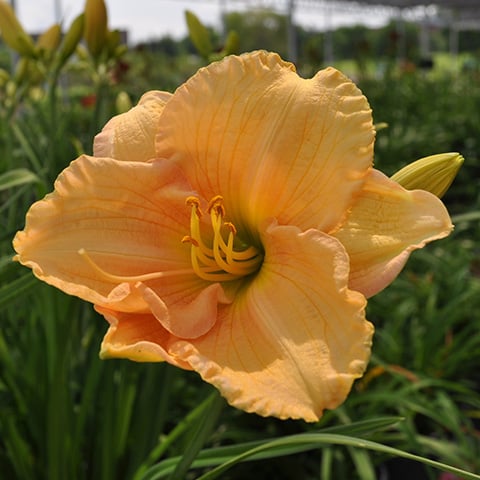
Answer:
168;222;373;421
333;169;453;298
94;90;172;162
13;155;202;312
156;51;375;237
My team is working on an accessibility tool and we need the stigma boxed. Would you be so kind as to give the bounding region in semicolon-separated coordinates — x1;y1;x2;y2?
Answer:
182;195;263;282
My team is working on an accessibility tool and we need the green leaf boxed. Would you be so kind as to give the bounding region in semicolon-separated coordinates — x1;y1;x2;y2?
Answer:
0;272;38;309
185;10;213;59
195;433;480;480
0;168;40;191
139;417;403;480
167;391;224;480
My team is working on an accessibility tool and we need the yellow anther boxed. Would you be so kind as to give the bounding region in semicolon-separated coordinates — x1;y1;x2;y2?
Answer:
186;196;203;216
207;195;225;216
185;196;199;206
184;195;263;282
224;222;237;236
181;235;199;246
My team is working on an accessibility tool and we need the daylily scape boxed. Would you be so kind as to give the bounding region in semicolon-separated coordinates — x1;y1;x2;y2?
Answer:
13;51;452;422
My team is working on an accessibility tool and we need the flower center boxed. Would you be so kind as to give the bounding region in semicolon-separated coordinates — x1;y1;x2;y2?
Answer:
182;195;263;282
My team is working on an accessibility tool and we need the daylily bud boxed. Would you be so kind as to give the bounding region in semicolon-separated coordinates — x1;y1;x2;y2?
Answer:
29;86;44;102
14;57;44;85
223;30;240;56
0;1;36;57
13;57;29;83
84;0;108;59
5;79;16;98
105;29;121;58
57;14;85;70
37;23;62;63
75;44;90;62
0;68;10;86
115;91;132;114
391;152;464;198
37;24;61;52
185;10;213;59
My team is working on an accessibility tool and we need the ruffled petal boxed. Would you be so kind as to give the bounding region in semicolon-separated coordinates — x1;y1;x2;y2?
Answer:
134;281;231;339
168;222;373;422
97;307;191;368
94;90;172;162
156;51;374;238
13;155;207;314
333;170;453;298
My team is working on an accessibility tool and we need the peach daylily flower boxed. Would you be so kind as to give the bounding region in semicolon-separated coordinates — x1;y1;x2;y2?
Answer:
13;51;452;421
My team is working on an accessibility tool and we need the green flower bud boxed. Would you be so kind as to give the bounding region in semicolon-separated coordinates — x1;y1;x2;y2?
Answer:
0;68;10;86
37;23;62;64
0;1;36;57
223;31;240;56
115;91;132;114
57;14;85;70
84;0;108;59
185;10;213;59
37;24;61;52
391;152;464;198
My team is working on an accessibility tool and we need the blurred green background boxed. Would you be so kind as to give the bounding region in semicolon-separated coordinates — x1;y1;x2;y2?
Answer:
1;1;480;479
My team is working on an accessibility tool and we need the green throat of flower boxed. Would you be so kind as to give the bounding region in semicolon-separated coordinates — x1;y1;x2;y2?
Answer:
182;195;263;282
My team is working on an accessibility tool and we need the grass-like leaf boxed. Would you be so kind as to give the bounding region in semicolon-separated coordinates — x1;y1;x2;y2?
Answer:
138;417;403;479
0;168;41;191
195;433;480;480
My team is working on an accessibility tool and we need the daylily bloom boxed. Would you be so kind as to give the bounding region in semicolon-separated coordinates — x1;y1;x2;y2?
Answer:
13;51;453;421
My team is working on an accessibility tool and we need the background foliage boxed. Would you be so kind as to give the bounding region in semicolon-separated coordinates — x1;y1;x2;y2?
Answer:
1;3;480;479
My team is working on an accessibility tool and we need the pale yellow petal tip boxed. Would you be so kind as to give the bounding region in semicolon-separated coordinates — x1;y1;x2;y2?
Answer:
391;152;464;198
99;341;166;363
374;122;389;132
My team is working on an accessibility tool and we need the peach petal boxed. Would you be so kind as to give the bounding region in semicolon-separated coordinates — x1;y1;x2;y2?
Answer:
94;90;172;162
169;222;373;422
13;155;203;311
97;306;190;368
333;169;453;298
156;51;374;237
134;281;232;339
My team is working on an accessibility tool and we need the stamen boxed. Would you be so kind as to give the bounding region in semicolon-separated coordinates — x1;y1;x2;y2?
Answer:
184;196;263;282
78;248;194;283
181;235;199;247
224;222;237;236
207;195;225;216
186;196;203;217
224;223;236;264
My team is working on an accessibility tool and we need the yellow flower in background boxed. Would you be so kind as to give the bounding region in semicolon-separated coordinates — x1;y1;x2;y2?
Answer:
13;51;453;422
